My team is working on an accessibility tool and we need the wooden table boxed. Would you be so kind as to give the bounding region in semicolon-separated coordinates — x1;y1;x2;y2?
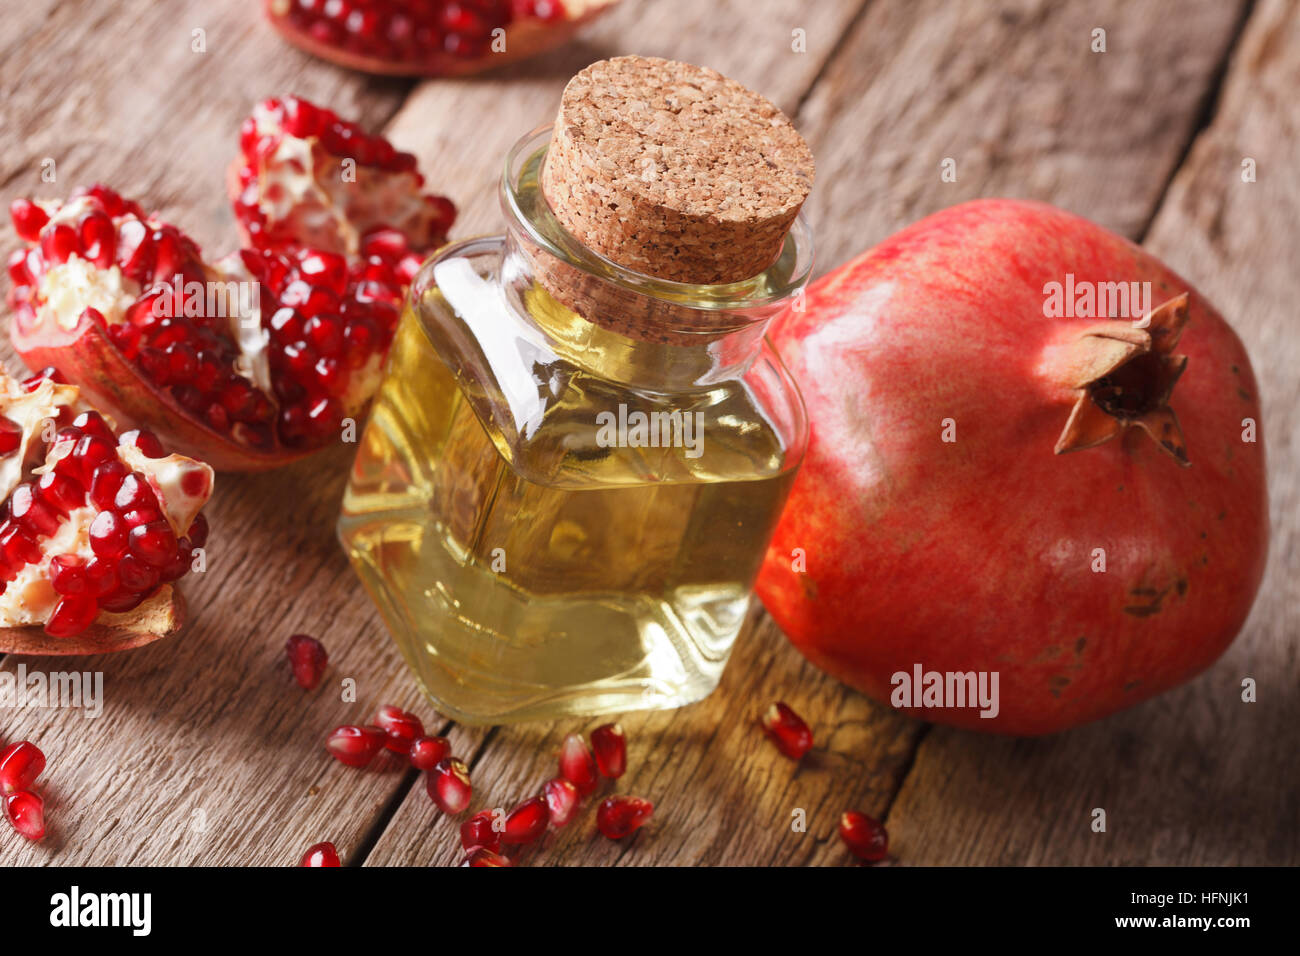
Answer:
2;0;1296;867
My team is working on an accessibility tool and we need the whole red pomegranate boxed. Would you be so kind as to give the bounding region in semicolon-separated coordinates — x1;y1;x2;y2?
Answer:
759;199;1268;735
263;0;618;77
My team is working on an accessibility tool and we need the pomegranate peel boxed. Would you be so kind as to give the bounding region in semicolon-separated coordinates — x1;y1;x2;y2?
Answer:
263;0;619;78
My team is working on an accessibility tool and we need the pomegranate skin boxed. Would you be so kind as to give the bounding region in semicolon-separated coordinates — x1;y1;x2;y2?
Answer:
759;199;1268;735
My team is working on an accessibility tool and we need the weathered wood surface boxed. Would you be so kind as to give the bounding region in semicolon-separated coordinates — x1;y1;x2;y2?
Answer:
0;0;1293;867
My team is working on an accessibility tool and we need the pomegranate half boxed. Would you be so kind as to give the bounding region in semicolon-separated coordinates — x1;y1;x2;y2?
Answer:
759;199;1268;735
263;0;618;77
0;368;213;654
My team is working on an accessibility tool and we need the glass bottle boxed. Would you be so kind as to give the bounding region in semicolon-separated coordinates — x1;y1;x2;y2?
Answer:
337;125;813;723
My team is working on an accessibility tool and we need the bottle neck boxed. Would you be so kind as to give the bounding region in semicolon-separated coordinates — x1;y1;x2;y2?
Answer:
496;127;813;391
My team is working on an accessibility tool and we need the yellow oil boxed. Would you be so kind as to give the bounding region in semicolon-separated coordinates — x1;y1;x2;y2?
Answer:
339;245;800;723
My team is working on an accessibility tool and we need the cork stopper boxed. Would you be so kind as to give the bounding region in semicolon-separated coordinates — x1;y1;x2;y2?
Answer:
541;56;815;286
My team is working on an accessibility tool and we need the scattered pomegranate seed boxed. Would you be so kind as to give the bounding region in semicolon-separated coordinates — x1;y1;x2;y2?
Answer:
285;633;329;690
371;704;424;753
590;722;627;778
0;741;45;794
427;758;471;815
324;725;387;768
299;841;341;866
502;796;548;846
596;795;653;840
460;809;501;852
408;735;451;771
759;702;814;760
4;790;45;841
461;847;512;867
558;733;598;796
839;811;889;862
543;777;579;828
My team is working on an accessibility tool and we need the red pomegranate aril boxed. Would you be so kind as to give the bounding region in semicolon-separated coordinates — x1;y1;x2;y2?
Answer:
299;841;341;867
10;484;60;537
72;410;115;443
460;809;501;852
558;732;598;796
45;595;100;637
543;777;579;828
408;735;450;771
3;790;45;841
21;366;64;392
461;847;512;867
36;471;83;515
119;428;166;458
83;557;118;597
839;811;889;862
41;222;79;264
286;633;329;690
49;554;88;596
596;795;653;840
113;473;158;513
114;553;159;592
128;520;178;568
89;460;128;510
760;702;814;760
0;417;21;456
325;724;387;768
10;199;48;242
0;741;45;794
0;523;42;565
98;591;145;613
502;796;548;846
427;758;471;814
80;210;117;267
187;512;209;548
371;704;424;753
590;722;627;778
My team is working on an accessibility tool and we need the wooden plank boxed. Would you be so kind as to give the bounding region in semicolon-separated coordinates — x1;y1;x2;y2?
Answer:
365;0;1244;866
0;0;429;865
887;0;1299;866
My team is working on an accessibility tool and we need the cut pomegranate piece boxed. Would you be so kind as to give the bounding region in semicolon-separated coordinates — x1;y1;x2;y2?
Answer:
286;632;329;689
0;370;212;654
408;735;450;771
7;185;408;470
263;0;617;78
4;790;45;841
839;811;889;862
299;841;341;866
231;96;455;259
427;757;471;815
370;704;424;753
502;796;548;846
460;809;501;852
558;732;598;796
590;722;626;778
324;724;387;768
0;741;45;794
595;795;652;840
461;847;512;867
543;777;579;828
759;702;814;760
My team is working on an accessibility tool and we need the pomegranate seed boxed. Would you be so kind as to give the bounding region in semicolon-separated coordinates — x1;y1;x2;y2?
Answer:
502;796;548;846
543;777;579;828
45;595;100;637
49;554;88;596
114;473;158;513
21;366;64;391
460;809;501;852
0;741;45;794
839;811;889;862
36;471;82;514
10;199;49;242
10;484;60;537
187;512;209;548
89;460;128;510
461;847;511;867
128;520;178;568
558;733;598;796
427;758;471;814
591;723;627;778
286;633;328;690
0;417;21;456
371;704;423;753
73;410;115;443
759;702;814;760
324;725;386;768
4;790;45;841
119;428;166;458
299;841;341;866
408;735;450;771
596;795;653;840
84;557;118;597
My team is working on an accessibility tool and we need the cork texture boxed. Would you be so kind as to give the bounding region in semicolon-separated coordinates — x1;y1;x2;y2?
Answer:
541;55;814;285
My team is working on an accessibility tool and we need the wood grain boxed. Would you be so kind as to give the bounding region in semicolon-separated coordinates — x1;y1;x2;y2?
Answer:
886;0;1300;866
